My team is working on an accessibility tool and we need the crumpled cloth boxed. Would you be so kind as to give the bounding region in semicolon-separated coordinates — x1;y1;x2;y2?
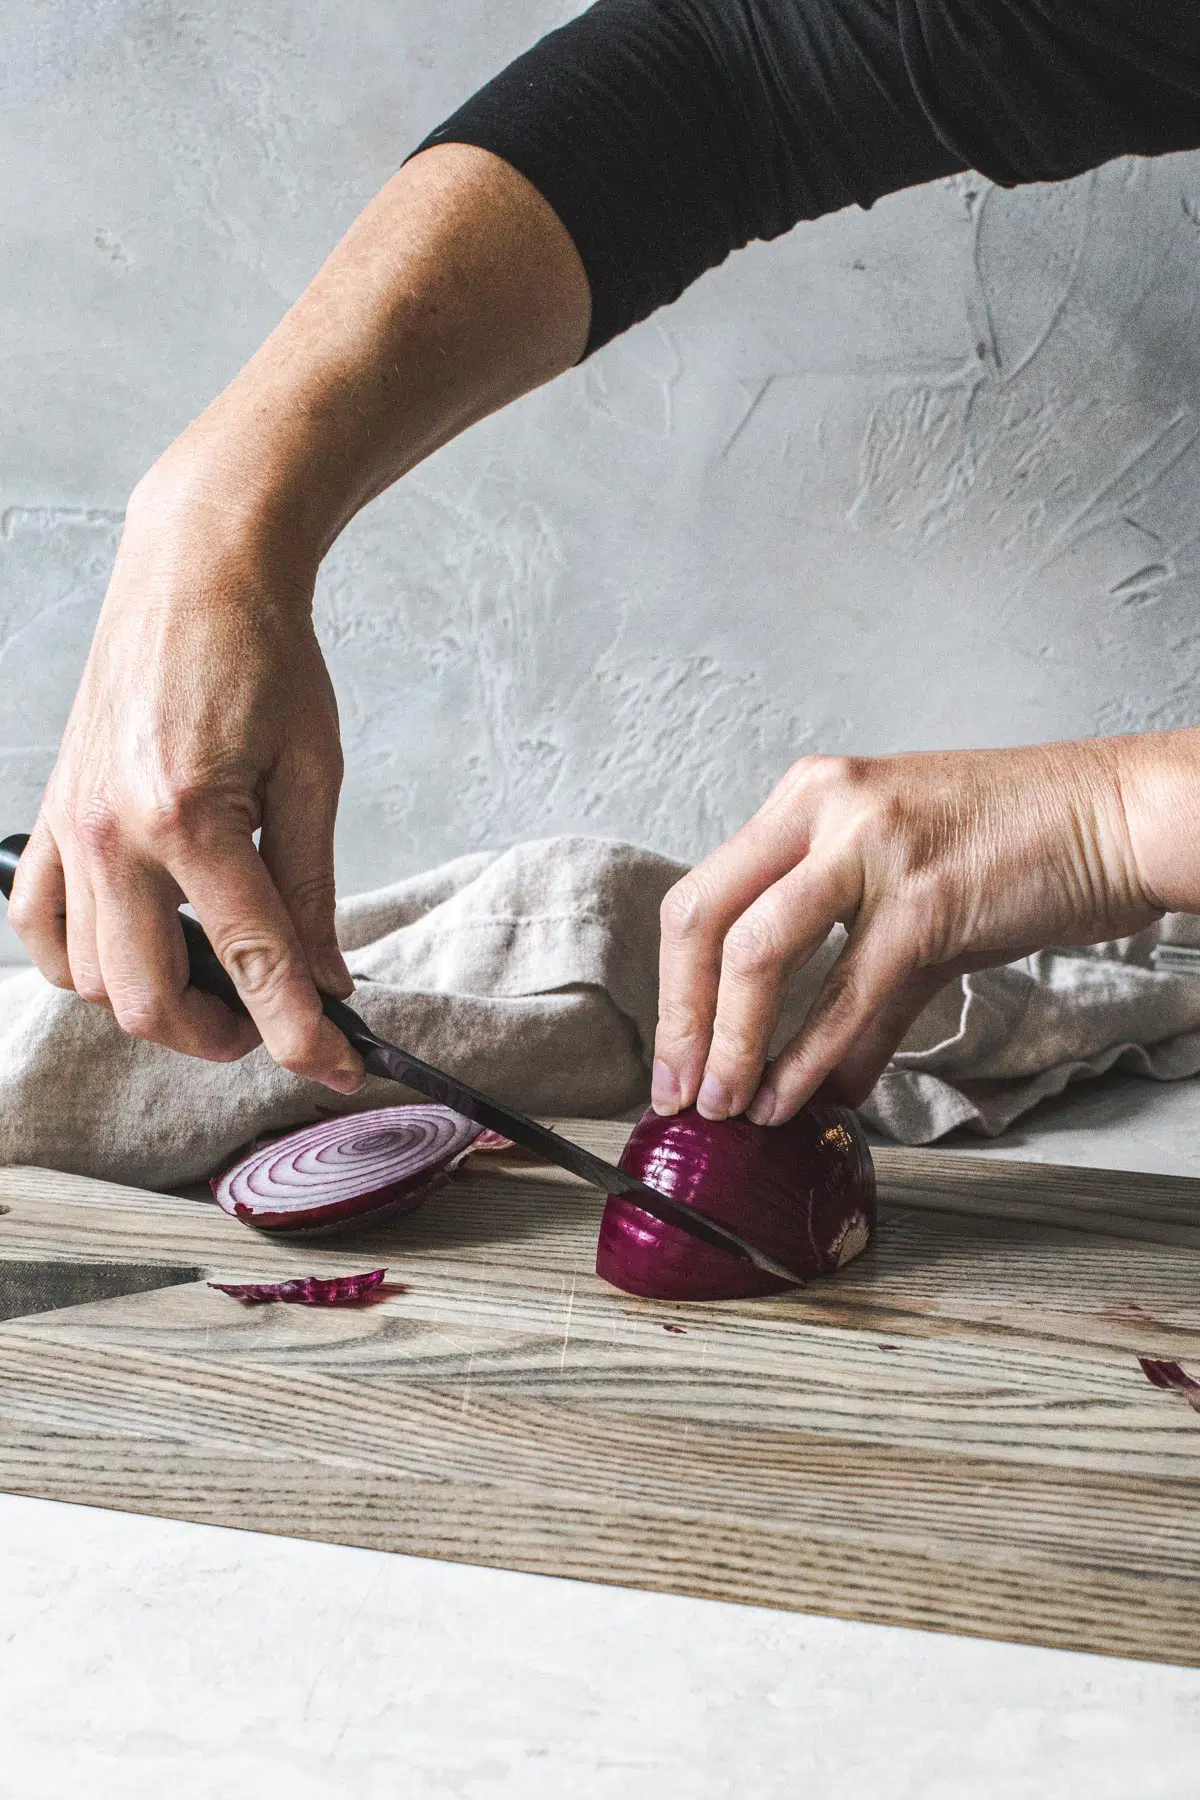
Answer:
2;834;1199;1188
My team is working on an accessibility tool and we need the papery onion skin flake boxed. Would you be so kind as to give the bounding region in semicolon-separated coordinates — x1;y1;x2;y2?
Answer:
212;1105;481;1234
1139;1356;1200;1413
209;1270;388;1306
596;1104;876;1301
470;1129;517;1152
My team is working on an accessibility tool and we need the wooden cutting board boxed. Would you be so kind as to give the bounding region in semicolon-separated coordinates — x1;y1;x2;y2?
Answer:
2;1124;1200;1666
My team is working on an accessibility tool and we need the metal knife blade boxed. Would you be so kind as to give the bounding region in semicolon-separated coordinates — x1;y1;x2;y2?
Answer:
323;1004;804;1284
0;830;805;1286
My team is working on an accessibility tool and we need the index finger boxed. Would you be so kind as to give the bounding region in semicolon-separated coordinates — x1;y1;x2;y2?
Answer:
91;855;260;1061
7;815;71;988
171;835;364;1094
654;799;812;1114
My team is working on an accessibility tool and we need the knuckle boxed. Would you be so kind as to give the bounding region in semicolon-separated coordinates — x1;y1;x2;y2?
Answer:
219;935;292;1003
839;803;887;858
272;1026;330;1080
137;775;261;858
281;871;338;923
73;970;109;1006
111;992;171;1043
135;787;209;852
655;997;706;1044
723;913;782;980
660;877;710;940
708;1022;763;1070
784;753;853;798
5;889;35;934
784;755;885;824
837;754;875;792
73;804;121;864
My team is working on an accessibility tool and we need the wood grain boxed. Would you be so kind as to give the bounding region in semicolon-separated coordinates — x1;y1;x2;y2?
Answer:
2;1125;1200;1663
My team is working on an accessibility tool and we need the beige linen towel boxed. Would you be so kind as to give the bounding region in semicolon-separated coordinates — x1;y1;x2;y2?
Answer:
2;834;1199;1187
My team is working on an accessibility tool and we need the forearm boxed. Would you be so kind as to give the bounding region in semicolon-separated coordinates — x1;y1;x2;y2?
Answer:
1116;728;1200;915
139;144;590;565
10;148;588;1090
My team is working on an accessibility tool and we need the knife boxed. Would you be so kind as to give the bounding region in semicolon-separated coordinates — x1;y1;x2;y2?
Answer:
0;832;804;1285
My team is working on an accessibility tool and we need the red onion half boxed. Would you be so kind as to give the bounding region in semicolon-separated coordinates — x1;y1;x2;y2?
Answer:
212;1105;481;1234
596;1103;876;1301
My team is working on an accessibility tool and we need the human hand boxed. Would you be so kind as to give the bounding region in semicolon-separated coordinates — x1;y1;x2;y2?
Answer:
8;145;593;1095
8;462;365;1093
651;741;1163;1125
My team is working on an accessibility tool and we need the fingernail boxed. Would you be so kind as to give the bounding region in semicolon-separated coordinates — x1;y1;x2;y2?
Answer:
314;953;354;998
329;1062;365;1096
747;1087;777;1127
697;1072;730;1120
651;1060;681;1114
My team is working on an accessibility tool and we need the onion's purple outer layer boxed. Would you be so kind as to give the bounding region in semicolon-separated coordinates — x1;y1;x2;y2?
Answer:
596;1104;876;1300
212;1106;481;1233
471;1129;516;1152
1139;1356;1200;1413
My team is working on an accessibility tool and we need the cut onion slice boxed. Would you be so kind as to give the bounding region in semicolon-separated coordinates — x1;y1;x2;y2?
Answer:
209;1270;387;1305
212;1105;481;1234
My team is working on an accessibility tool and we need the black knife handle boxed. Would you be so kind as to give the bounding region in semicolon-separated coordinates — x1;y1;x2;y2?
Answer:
0;829;376;1051
177;910;248;1017
0;833;28;901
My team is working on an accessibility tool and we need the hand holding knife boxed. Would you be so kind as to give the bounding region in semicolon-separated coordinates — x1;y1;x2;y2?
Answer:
0;832;804;1284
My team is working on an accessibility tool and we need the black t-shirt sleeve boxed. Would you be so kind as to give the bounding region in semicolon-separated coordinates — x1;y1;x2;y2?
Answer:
413;0;1200;356
902;0;1200;188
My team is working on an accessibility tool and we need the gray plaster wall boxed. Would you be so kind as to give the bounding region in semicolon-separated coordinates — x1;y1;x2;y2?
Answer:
3;1;1200;964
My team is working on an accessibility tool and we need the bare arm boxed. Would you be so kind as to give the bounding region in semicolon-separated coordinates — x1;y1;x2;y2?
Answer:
14;137;1200;1128
10;146;590;1090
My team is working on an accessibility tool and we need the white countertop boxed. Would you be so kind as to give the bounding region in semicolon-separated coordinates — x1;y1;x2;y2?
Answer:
4;1491;1200;1800
4;1068;1200;1796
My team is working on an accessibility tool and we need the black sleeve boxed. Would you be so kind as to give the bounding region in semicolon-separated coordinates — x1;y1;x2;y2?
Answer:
413;0;1200;357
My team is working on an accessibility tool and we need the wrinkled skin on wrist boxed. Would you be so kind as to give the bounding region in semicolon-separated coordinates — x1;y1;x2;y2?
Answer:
651;741;1162;1128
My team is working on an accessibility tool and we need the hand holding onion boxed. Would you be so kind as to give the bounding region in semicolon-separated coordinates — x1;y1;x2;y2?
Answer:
650;735;1200;1130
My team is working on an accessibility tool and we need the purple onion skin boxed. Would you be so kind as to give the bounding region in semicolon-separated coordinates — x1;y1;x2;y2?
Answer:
214;1168;448;1236
596;1104;876;1301
210;1108;479;1235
